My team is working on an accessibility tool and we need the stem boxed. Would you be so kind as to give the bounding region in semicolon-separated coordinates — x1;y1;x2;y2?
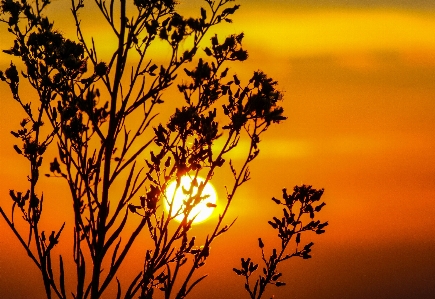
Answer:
0;207;41;269
90;0;127;296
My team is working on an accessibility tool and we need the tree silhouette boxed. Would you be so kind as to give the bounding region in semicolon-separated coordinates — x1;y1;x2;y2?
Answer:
233;185;328;299
0;0;325;298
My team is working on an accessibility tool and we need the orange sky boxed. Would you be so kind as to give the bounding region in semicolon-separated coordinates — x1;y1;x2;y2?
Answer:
1;1;435;298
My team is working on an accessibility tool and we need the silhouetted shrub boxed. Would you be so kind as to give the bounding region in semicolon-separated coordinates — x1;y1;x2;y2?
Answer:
0;1;324;298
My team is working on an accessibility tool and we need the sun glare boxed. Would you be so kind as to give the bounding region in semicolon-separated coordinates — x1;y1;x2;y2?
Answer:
164;176;217;224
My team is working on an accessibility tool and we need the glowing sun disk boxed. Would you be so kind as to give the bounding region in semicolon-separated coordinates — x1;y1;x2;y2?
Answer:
164;176;217;224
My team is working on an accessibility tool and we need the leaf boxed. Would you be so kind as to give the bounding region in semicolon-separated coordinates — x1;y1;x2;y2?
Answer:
116;278;121;299
164;156;171;167
271;197;281;204
268;221;278;229
206;203;217;208
148;64;158;74
9;190;17;202
241;257;250;270
128;204;136;213
304;242;314;251
233;74;240;85
220;67;228;78
50;158;61;173
49;231;58;245
58;144;66;163
59;256;66;298
13;145;22;154
249;262;258;272
305;204;314;219
52;108;57;120
200;7;206;20
315;202;326;212
272;273;282;281
318;221;329;230
283;208;289;219
204;47;212;56
222;5;240;16
184;68;192;76
5;63;19;83
258;237;264;249
214;157;225;167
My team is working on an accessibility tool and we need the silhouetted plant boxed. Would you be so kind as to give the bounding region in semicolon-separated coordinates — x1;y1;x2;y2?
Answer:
0;0;298;298
233;185;328;299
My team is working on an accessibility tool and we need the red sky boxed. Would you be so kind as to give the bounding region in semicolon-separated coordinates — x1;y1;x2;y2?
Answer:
1;1;434;298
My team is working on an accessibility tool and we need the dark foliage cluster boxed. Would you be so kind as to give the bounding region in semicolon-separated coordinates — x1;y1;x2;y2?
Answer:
233;185;327;299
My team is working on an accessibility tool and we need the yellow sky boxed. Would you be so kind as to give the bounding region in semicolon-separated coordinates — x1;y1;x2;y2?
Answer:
239;8;435;56
1;2;435;299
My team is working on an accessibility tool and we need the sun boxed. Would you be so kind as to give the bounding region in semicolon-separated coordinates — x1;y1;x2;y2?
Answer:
164;175;217;224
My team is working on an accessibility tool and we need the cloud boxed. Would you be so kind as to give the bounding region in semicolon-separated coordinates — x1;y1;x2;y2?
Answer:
235;8;435;58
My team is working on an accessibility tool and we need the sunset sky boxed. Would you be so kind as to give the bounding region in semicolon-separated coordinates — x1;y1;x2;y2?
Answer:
1;0;434;298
